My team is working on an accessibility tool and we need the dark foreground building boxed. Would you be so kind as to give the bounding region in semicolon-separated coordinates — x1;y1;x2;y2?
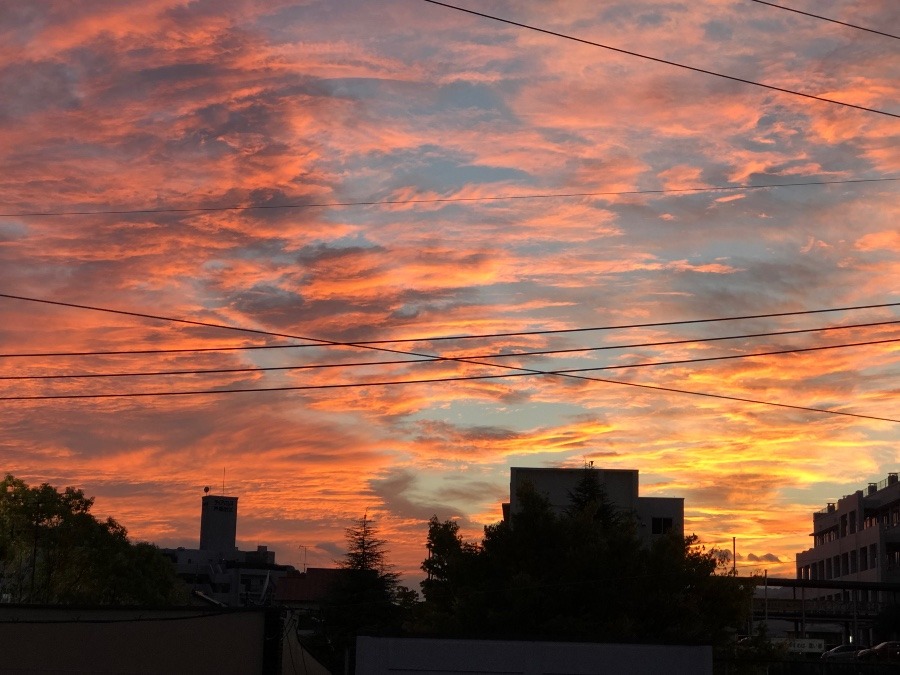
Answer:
797;472;900;596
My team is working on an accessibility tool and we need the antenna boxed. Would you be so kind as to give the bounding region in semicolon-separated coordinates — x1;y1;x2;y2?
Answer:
204;486;210;494
222;467;225;494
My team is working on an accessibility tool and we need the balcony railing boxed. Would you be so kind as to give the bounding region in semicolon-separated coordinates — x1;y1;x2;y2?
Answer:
812;474;899;514
753;597;888;619
876;473;899;491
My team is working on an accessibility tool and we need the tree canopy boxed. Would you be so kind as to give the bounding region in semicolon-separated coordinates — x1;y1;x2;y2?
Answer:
418;471;753;646
0;474;185;605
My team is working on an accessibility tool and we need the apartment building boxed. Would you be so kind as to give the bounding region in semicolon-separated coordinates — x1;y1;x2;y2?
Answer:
796;473;900;597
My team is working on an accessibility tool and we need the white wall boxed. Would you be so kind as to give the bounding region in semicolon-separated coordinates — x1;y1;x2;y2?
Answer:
356;637;713;675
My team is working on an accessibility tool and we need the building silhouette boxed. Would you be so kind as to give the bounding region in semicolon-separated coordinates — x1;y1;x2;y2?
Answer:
504;466;684;543
161;490;292;606
199;493;238;556
796;472;900;598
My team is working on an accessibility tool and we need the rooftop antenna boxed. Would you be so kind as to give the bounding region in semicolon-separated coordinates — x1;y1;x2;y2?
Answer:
222;468;226;494
204;486;210;495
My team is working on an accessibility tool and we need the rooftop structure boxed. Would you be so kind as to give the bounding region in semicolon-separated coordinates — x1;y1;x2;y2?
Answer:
161;491;292;606
796;473;900;593
505;466;684;544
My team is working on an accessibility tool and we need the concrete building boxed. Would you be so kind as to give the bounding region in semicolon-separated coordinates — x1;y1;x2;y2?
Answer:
505;466;684;544
796;472;900;597
275;567;347;609
199;493;238;556
161;491;294;607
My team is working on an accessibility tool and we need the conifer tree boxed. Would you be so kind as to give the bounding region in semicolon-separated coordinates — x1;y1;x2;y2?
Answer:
313;514;405;673
341;514;400;591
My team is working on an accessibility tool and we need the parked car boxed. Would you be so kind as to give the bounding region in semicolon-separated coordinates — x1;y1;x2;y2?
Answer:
821;644;867;661
856;641;900;662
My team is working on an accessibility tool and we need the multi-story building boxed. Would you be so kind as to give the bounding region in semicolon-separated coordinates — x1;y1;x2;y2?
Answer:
199;493;238;556
504;466;684;545
161;491;294;606
796;472;900;598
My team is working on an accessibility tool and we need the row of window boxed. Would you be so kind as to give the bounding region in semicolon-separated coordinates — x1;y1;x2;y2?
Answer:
798;543;878;580
814;507;900;546
809;589;886;603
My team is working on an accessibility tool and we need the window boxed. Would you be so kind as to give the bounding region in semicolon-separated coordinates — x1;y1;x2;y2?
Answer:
860;547;868;571
651;517;673;535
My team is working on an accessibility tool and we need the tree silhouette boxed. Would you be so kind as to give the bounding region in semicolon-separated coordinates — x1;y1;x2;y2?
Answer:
417;475;752;645
565;465;623;529
0;474;184;605
340;514;399;586
311;514;405;673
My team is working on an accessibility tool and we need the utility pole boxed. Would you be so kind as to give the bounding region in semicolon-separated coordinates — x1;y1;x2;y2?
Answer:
29;498;42;602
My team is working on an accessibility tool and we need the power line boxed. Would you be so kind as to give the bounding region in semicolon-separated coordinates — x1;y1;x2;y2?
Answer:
1;293;896;422
420;0;900;119
0;343;309;359
0;293;897;357
1;177;897;218
292;310;900;347
2;363;898;424
751;1;900;41
3;336;897;380
4;324;897;380
1;314;898;360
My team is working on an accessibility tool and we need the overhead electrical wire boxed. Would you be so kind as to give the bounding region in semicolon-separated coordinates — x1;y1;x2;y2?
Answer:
420;0;900;119
339;305;900;345
0;343;305;359
1;177;897;218
0;292;897;357
2;365;898;424
0;293;897;423
751;1;900;41
4;322;898;380
1;314;898;360
1;337;896;382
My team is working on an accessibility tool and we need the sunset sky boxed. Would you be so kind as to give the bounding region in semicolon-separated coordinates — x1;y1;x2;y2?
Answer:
1;0;897;584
